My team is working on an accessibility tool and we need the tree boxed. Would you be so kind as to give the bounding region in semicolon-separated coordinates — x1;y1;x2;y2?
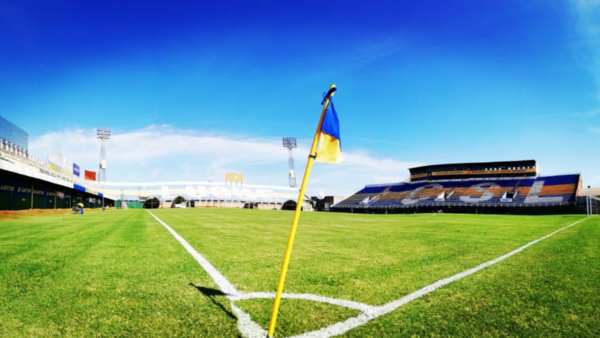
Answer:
282;200;297;211
144;197;160;209
174;196;186;204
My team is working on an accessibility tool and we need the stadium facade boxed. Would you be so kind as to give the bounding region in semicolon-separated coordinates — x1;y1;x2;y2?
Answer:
333;160;583;214
1;115;589;214
0;116;29;150
409;159;539;181
103;181;300;209
0;117;114;210
0;116;300;211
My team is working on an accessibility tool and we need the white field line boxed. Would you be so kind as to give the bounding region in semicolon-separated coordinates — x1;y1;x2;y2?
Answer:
290;217;589;338
236;292;376;313
146;210;239;296
147;210;369;337
148;210;587;338
147;210;267;337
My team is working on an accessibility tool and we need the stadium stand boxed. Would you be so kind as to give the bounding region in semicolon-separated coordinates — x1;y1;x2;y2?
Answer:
101;181;299;209
0;138;114;210
333;160;582;214
0;116;299;210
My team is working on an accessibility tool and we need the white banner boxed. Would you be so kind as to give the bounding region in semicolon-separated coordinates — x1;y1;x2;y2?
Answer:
47;149;73;171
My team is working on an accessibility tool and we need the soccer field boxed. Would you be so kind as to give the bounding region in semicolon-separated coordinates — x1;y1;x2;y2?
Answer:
1;209;599;337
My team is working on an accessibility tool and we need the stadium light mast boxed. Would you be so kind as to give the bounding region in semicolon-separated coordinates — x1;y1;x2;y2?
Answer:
96;128;110;182
282;137;297;188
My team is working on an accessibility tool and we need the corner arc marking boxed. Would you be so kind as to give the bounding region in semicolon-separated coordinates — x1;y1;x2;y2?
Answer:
147;210;587;338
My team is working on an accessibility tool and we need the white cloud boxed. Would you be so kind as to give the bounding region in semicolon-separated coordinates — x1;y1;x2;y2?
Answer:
588;126;600;133
29;125;423;196
573;109;600;118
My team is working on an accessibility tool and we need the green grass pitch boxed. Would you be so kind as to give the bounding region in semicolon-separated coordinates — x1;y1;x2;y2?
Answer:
1;209;599;337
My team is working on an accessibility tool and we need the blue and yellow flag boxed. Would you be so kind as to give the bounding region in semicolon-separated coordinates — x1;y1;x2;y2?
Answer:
316;99;343;163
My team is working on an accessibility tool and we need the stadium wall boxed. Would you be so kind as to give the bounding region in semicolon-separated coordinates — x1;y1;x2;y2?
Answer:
334;204;578;215
0;169;114;210
154;199;286;210
100;181;301;210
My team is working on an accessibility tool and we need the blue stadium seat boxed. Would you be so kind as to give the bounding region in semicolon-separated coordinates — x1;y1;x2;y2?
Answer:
334;174;580;209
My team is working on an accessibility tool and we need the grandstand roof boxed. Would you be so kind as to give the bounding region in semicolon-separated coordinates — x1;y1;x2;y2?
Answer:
409;159;536;171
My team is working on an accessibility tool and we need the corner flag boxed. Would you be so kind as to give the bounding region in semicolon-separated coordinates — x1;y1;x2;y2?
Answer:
267;84;341;338
315;99;343;163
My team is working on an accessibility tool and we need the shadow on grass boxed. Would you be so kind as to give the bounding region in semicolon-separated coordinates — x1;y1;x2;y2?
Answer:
189;283;237;320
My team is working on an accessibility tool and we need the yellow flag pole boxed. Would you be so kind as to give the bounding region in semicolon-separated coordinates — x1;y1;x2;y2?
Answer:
267;84;337;338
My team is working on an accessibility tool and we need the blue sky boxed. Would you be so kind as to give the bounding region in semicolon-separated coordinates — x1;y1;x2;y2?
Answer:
1;0;599;195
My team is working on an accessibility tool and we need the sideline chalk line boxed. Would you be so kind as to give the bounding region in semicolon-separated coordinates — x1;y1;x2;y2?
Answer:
147;210;587;338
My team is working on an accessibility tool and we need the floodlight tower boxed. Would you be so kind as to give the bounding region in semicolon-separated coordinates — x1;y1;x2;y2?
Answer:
282;137;297;188
96;128;110;182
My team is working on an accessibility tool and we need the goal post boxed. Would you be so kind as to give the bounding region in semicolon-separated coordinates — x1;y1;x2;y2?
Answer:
588;195;600;216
